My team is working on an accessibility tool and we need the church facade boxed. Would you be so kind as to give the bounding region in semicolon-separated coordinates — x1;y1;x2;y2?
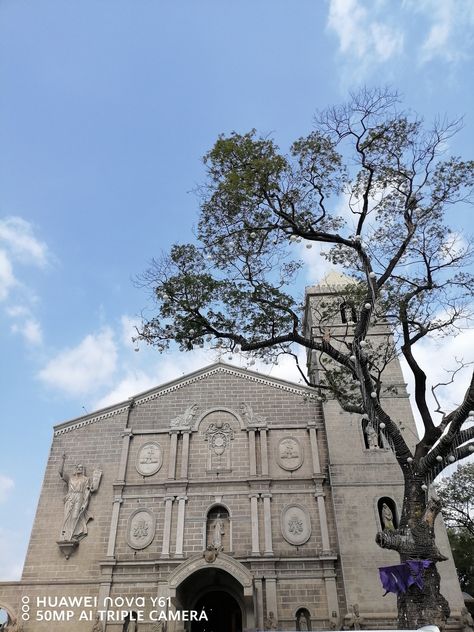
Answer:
0;278;465;631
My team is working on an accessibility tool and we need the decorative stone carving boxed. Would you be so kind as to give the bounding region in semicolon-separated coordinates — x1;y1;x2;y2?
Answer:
203;545;219;563
345;604;364;630
365;421;380;450
281;504;311;545
240;402;267;427
277;437;304;471
57;454;102;556
127;508;156;549
170;403;199;429
264;611;277;630
381;503;395;531
205;420;234;470
136;442;162;476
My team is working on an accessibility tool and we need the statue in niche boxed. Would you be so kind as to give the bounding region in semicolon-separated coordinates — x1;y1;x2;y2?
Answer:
264;612;277;630
366;421;380;449
346;604;364;630
297;610;310;631
59;454;102;542
381;503;395;531
170;403;199;428
211;513;225;550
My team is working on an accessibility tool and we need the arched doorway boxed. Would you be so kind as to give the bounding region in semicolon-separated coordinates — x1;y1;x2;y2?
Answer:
168;552;254;631
191;590;242;632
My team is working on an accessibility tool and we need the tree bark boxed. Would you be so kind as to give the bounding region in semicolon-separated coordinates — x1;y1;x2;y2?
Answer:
375;470;450;629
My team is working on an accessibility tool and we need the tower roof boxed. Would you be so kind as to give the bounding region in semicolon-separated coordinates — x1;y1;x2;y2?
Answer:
306;269;357;294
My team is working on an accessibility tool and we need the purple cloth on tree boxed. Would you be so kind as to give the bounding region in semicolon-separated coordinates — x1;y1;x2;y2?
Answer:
379;560;432;595
405;559;432;590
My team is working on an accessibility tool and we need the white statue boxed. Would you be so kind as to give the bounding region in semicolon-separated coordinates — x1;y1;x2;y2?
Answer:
381;503;395;531
59;455;102;541
365;421;379;449
211;513;225;550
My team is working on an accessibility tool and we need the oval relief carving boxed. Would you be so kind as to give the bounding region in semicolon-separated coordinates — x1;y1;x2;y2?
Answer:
136;442;163;476
277;437;303;471
127;508;156;550
281;504;311;546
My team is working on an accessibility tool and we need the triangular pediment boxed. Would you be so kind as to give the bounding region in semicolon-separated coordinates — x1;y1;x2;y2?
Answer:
53;362;315;436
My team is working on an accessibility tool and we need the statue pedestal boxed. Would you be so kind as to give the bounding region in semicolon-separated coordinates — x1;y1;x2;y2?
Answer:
57;540;78;559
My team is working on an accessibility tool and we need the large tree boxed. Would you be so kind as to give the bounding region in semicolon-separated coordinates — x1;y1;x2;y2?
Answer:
138;89;474;628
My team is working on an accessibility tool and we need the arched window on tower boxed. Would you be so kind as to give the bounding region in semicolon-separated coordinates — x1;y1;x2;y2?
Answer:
340;302;358;324
206;505;230;551
377;497;399;531
296;607;312;631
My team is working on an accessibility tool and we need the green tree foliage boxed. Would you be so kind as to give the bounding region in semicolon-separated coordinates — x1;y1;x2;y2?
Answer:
437;464;474;594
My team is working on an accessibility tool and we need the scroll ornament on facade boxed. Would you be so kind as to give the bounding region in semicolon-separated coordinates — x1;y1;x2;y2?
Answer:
169;403;199;429
57;454;102;559
240;402;267;427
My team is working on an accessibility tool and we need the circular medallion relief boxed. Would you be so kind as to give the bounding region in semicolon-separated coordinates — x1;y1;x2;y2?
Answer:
281;504;311;546
277;437;304;471
127;508;156;550
136;442;163;476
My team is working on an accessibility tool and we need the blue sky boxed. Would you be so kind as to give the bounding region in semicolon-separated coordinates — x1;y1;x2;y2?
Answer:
1;0;474;580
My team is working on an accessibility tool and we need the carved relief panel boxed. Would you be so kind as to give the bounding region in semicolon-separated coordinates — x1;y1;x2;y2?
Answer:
281;504;312;546
136;442;163;476
127;508;156;550
201;410;237;472
277;437;304;471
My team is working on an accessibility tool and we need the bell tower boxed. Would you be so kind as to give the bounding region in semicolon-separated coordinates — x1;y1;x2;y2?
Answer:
303;271;464;625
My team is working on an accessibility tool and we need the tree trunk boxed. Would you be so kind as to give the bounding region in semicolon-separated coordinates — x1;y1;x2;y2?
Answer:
376;470;450;629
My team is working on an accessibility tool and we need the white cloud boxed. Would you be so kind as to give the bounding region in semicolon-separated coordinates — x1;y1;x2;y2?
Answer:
0;250;16;301
11;318;43;346
0;217;50;347
0;475;14;503
38;327;118;396
400;328;474;434
327;0;474;77
0;216;48;267
120;314;141;349
94;370;161;409
414;0;474;63
327;0;404;70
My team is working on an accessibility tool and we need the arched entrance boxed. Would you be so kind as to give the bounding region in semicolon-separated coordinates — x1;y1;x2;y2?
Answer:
168;553;254;632
192;590;242;632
